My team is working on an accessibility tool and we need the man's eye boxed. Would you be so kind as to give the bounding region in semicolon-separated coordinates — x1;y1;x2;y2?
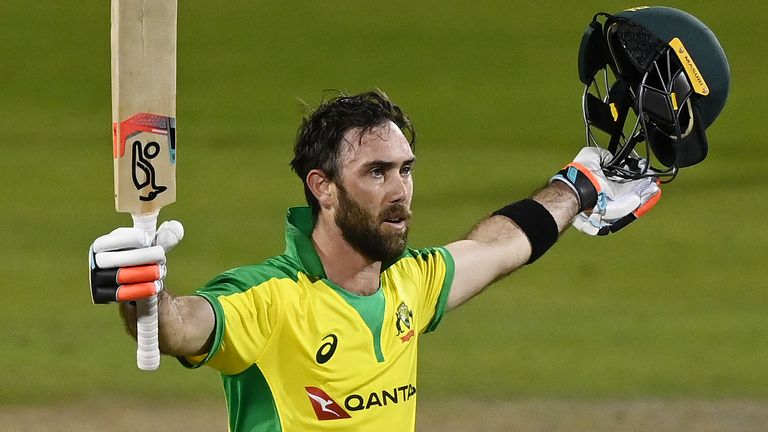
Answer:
370;168;384;178
401;165;413;176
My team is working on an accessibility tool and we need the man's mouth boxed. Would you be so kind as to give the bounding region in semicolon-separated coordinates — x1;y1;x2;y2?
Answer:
381;210;410;230
380;205;411;230
383;217;407;229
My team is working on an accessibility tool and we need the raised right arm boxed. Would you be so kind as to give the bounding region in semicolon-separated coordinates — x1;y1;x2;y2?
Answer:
119;291;215;357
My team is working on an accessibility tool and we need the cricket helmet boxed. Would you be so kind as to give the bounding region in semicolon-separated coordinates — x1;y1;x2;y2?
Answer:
577;6;730;180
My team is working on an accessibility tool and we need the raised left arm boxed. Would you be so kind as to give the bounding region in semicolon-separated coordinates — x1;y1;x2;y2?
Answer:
444;147;662;310
444;182;578;309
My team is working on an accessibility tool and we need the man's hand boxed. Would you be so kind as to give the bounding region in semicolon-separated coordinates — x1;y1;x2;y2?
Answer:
551;147;662;236
90;221;184;304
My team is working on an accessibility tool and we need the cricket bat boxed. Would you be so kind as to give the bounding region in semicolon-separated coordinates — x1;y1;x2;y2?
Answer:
111;0;177;371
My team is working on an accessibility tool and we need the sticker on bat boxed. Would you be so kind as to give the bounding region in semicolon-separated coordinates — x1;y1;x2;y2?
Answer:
132;140;168;201
113;112;177;207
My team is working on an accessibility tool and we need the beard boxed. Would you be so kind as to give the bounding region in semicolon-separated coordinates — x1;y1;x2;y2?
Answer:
334;186;411;263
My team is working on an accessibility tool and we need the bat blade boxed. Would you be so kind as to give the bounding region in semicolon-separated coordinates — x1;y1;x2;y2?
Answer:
111;0;178;371
112;0;177;215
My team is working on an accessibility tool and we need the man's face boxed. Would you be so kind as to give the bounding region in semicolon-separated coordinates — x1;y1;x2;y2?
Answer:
333;121;415;263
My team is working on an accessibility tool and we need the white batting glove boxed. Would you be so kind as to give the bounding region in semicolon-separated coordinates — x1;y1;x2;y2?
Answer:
552;147;662;236
89;221;184;303
572;176;661;235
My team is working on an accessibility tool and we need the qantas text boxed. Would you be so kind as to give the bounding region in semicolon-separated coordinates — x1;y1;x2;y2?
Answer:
344;384;417;411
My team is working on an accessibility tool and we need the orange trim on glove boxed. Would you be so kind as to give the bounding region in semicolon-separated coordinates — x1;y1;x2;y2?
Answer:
117;265;162;284
117;282;159;302
634;182;662;218
567;162;602;193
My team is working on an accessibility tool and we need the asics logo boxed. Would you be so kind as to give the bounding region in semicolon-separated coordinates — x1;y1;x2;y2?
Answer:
315;334;338;364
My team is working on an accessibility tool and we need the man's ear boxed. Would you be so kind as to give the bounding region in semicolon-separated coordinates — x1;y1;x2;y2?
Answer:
306;169;336;210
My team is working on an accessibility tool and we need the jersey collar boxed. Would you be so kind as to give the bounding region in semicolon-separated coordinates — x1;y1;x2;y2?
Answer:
284;206;326;278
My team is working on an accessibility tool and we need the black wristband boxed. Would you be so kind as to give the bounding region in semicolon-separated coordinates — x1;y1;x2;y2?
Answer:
492;199;558;264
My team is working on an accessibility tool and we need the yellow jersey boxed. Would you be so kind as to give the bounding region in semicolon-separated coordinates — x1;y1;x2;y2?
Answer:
183;207;454;431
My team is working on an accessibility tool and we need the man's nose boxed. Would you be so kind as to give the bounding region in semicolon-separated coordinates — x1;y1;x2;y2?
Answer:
388;175;410;203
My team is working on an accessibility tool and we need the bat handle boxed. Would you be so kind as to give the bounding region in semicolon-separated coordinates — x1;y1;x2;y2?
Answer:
132;211;160;371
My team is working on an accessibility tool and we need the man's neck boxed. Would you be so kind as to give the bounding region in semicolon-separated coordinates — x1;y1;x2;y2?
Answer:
312;214;381;296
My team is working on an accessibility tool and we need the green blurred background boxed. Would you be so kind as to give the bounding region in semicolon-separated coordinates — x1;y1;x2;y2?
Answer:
1;0;765;410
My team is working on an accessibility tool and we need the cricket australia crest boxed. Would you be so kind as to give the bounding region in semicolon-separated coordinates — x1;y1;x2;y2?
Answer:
395;302;414;342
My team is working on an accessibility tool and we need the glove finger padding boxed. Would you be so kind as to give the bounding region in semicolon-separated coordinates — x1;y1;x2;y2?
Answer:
95;245;166;269
572;212;606;236
89;221;184;304
91;278;163;303
89;243;166;303
156;220;184;252
93;227;152;253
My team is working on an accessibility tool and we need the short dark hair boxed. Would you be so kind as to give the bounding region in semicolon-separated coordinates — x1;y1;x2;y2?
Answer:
290;90;416;216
